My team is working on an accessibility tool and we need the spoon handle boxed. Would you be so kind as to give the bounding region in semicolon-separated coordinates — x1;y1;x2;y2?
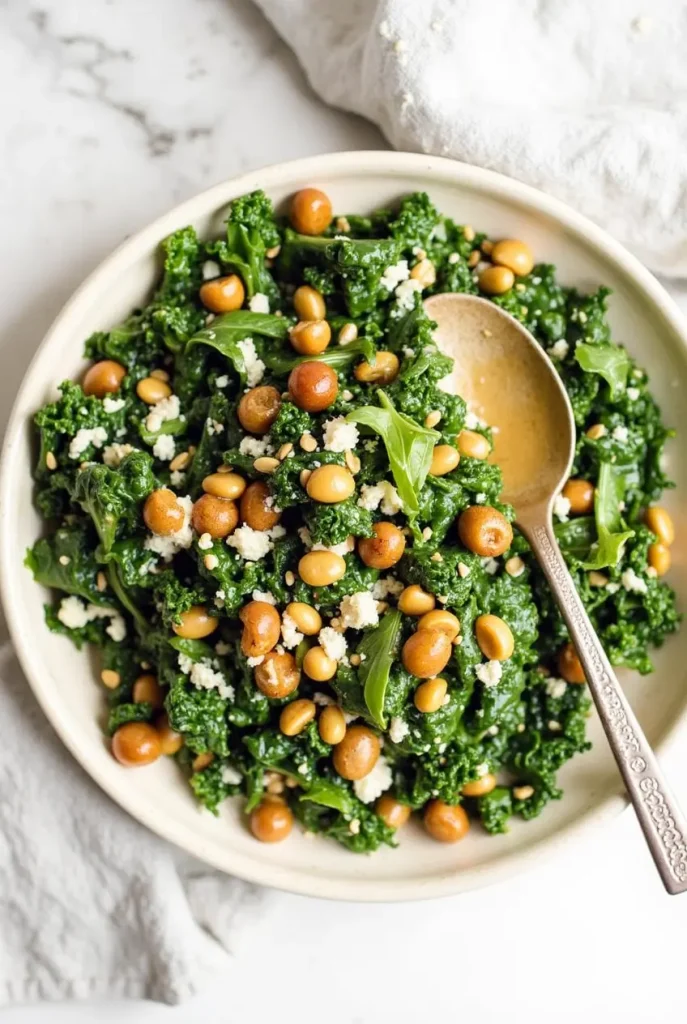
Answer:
522;515;687;894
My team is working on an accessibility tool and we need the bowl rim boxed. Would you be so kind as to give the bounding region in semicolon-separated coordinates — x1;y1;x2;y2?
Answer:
2;149;686;902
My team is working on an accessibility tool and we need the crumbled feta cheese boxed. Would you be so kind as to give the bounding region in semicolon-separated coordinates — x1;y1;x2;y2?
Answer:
251;590;276;605
152;433;175;461
626;387;640;401
318;626;348;662
447;252;460;265
281;613;304;650
69;426;108;460
372;576;404;600
247;655;264;667
56;597;126;642
475;660;503;687
145;394;180;434
221;764;242;785
395;278;422;310
554;494;571;522
606;582;621;595
353;757;393;803
298;526;313;549
177;653;194;675
322;416;359;453
380;260;409;292
389;717;409;743
483;557;500;575
206;418;224;437
237;337;265;387
144;494;193;560
475;762;490;777
297;763;309;776
170;470;186;488
249;292;270;313
202;260;221;280
215;375;229;389
103;397;126;413
545;677;568;699
339;591;379;630
621;567;648;594
185;659;235;701
239;435;272;458
226;524;274;561
357;480;403;515
312;692;335;706
475;492;487;504
612;425;629;442
312;536;355;557
197;533;214;552
102;442;135;468
550;339;569;361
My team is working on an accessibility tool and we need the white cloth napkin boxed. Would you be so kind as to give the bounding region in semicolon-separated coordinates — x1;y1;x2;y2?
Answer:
254;0;687;278
0;618;265;1005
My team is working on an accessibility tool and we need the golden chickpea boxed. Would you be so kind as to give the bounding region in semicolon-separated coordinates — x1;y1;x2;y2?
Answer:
398;585;436;616
475;614;514;661
290;188;333;235
279;698;316;736
83;359;126;397
644;506;675;546
202;472;246;500
376;795;411;830
462;773;497;798
112;722;161;767
132;673;163;709
562;479;595;516
237;385;281;435
156;713;184;756
558;642;586;684
318;705;346;745
143;488;185;536
457;429;490;460
354;351;400;385
298;550;347;587
418;609;460;642
173;605;219;640
491;239;535;277
284;602;322;635
478;265;515;295
303;645;338;681
332;725;380;781
403;629;452;679
293;284;326;321
424;800;470;843
288;361;338;412
240;481;281;532
199;274;245;313
250;796;294;843
290;319;331;356
429;444;460;477
649;542;671;576
306;464;356;504
136;376;172;404
458;505;513;557
239;600;281;658
358;522;406;570
254;651;300;699
414;677;448;713
191;494;238;539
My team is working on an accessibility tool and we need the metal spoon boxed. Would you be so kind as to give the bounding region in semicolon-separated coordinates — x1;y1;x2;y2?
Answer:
425;292;687;894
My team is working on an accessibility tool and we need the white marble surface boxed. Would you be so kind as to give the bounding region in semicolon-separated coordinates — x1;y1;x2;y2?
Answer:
1;1;686;1022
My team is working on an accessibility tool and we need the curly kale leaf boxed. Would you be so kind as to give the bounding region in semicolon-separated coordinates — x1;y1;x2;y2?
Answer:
208;189;280;303
34;381;111;479
303;499;374;546
393;742;484;809
269;401;314;445
72;451;155;552
164;669;230;757
107;701;153;735
190;757;243;815
25;521;105;604
387;192;441;252
477;787;513;834
294;789;396;853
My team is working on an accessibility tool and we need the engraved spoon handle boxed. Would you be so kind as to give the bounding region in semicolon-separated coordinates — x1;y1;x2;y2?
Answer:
521;514;687;894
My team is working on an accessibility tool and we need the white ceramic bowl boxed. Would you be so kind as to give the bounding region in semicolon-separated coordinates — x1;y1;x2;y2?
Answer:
2;152;686;901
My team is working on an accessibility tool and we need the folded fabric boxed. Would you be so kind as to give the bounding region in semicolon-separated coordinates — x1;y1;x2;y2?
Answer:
254;0;687;277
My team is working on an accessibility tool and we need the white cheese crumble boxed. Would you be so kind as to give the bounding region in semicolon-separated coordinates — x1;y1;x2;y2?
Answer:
372;576;404;600
281;613;304;650
483;557;500;575
237;337;265;387
621;567;648;594
152;434;175;461
239;435;272;457
102;397;126;413
475;660;503;687
249;292;270;313
357;481;403;515
553;494;571;522
144;494;193;560
395;278;422;310
247;655;264;667
145;394;180;434
322;416;359;453
545;677;568;699
626;386;640;401
227;524;277;561
202;259;221;280
180;656;235;701
252;590;276;605
318;626;348;662
215;375;229;388
312;692;335;706
205;419;224;437
102;442;135;468
197;532;213;551
612;425;629;443
353;757;393;804
389;717;409;743
550;339;569;361
339;591;379;630
69;426;108;460
221;765;242;785
56;596;126;642
380;260;409;292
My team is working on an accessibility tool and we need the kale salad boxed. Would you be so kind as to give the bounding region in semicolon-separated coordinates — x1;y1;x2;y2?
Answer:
26;187;679;852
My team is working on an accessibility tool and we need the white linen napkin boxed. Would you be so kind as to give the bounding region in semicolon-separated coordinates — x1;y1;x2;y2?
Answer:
253;0;687;277
0;618;265;1005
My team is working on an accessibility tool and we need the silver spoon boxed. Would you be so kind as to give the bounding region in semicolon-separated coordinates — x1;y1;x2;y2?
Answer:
425;292;687;894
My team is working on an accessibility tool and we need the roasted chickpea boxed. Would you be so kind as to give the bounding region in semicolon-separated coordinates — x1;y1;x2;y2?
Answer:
319;705;346;745
173;605;218;640
306;464;355;504
293;284;326;321
240;480;281;532
143;488;185;536
202;472;246;500
478;265;515;295
191;494;238;539
290;319;331;356
398;585;436;616
457;429;490;460
239;600;281;658
284;602;322;635
132;673;163;709
156;713;184;756
237;385;281;435
303;645;337;681
402;629;452;679
491;239;535;277
288;361;338;412
332;725;380;781
298;550;346;587
417;609;460;642
429;444;460;477
462;773;497;798
290;188;333;235
112;722;161;767
250;796;293;843
423;800;470;843
644;506;675;546
358;522;406;570
83;359;126;397
136;376;171;404
475;614;514;661
353;351;399;385
458;505;513;557
199;274;245;313
413;677;448;713
558;642;586;684
254;651;300;699
279;698;316;737
562;478;594;516
649;542;671;576
376;795;411;830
